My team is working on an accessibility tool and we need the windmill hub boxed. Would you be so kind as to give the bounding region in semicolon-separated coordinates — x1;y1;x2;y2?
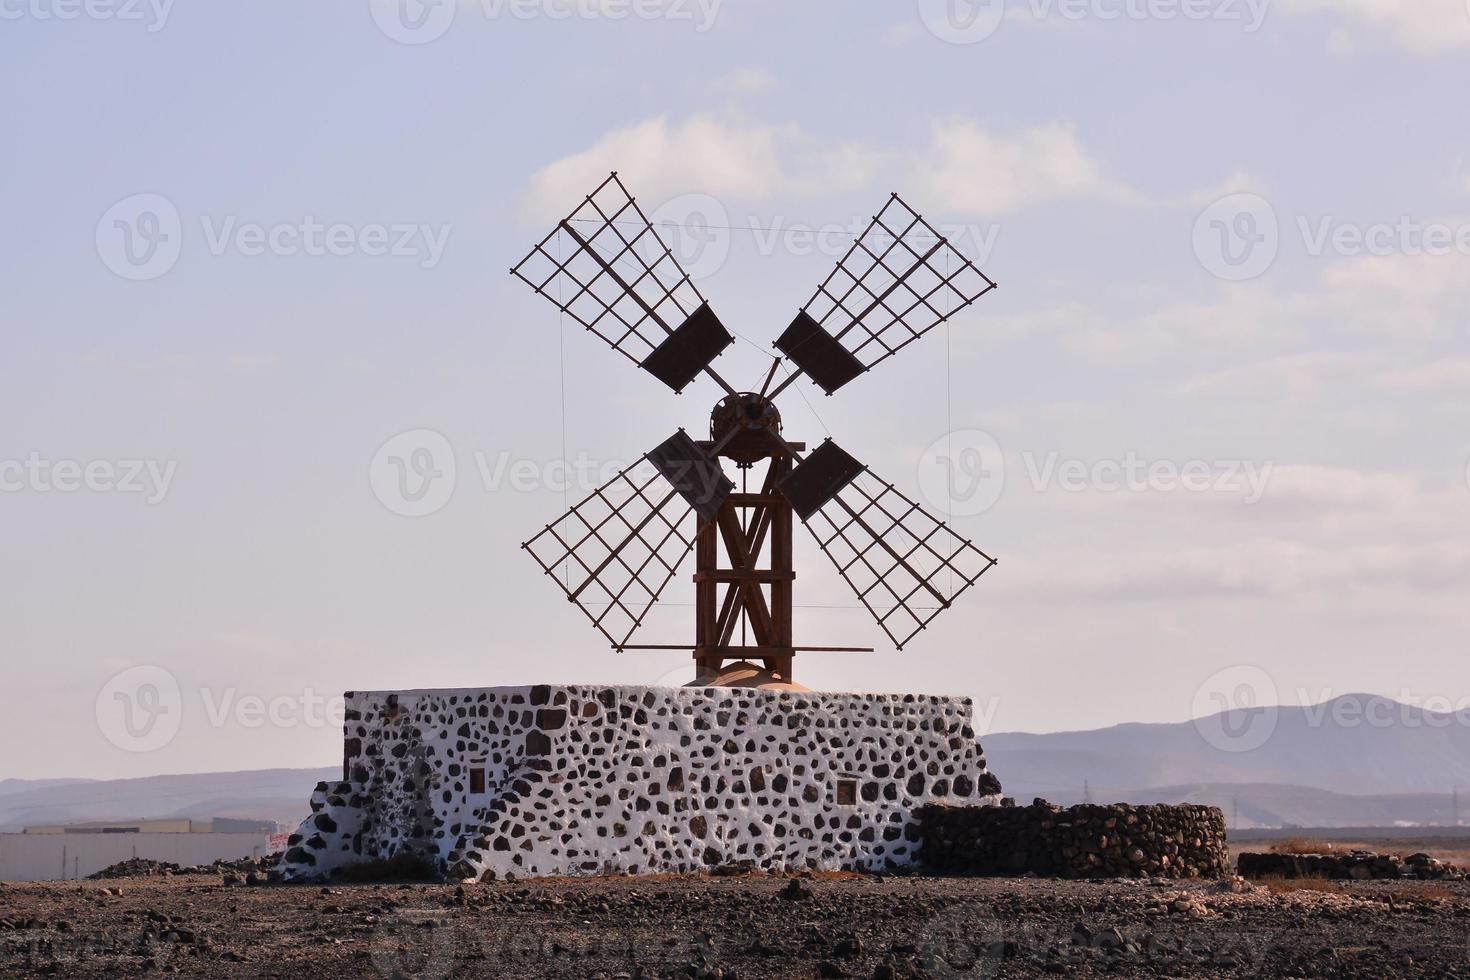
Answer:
711;392;782;466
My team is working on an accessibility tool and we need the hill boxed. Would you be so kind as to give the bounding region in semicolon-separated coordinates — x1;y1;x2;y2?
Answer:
0;767;336;832
985;693;1470;798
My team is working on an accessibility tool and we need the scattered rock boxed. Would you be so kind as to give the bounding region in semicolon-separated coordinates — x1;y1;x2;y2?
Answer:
779;879;814;902
1239;850;1467;881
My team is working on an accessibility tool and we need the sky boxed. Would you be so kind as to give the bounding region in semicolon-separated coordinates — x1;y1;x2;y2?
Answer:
2;0;1469;782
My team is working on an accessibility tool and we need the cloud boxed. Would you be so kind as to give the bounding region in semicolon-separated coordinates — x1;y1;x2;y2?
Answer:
521;113;1134;225
519;114;880;220
1275;0;1470;54
1031;247;1470;368
972;301;1108;343
1170;351;1384;400
1253;464;1423;510
1313;253;1468;340
1004;537;1470;602
1065;285;1305;364
913;119;1138;216
974;445;1470;616
994;463;1470;604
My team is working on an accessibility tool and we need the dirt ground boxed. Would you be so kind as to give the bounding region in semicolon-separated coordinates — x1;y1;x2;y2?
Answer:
2;869;1468;979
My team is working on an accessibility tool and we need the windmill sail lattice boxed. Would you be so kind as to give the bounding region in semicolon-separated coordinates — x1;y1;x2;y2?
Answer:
511;172;735;394
802;469;997;650
522;454;699;649
776;194;998;395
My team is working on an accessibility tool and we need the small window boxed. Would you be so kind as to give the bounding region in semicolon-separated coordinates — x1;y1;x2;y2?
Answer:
469;768;486;795
836;779;857;806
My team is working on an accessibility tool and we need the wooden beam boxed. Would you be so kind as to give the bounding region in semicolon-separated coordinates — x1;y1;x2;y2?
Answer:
694;515;718;658
621;645;875;653
697;441;806;453
694;570;796;583
715;466;778;648
768;454;794;679
715;508;776;644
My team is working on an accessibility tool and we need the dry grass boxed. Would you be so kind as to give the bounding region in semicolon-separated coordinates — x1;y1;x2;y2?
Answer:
1254;874;1341;895
1268;836;1338;855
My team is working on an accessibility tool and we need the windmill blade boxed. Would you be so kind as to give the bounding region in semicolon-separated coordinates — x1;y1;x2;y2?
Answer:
522;432;732;649
773;193;997;395
511;172;736;395
797;462;997;650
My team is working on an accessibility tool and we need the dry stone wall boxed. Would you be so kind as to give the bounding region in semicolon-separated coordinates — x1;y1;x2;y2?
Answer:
1239;850;1467;881
920;800;1229;879
279;684;1002;881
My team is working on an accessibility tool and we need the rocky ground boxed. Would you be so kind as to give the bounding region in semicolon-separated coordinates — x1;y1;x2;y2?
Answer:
1;868;1467;978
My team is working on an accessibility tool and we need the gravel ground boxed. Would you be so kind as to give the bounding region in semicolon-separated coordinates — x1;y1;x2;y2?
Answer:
2;870;1468;978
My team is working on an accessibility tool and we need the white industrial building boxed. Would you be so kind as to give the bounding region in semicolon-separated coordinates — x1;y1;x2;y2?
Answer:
0;818;279;882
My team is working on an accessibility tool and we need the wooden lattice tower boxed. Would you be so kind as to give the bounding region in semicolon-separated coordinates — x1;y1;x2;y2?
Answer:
692;396;799;682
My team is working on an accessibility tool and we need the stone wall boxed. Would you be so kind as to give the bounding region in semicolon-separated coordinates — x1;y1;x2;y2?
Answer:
279;684;1002;882
919;800;1229;879
1239;850;1467;881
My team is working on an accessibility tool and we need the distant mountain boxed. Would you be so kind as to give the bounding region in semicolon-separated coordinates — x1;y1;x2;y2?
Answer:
0;779;94;799
1075;783;1462;830
983;694;1470;826
0;767;336;832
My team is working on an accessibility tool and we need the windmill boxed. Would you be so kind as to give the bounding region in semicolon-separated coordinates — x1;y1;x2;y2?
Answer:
512;173;999;686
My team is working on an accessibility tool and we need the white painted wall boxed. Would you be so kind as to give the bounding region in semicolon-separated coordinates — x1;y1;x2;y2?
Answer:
0;833;273;882
286;684;999;880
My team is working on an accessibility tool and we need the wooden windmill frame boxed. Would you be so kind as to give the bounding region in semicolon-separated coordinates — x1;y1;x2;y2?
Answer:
513;173;999;684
